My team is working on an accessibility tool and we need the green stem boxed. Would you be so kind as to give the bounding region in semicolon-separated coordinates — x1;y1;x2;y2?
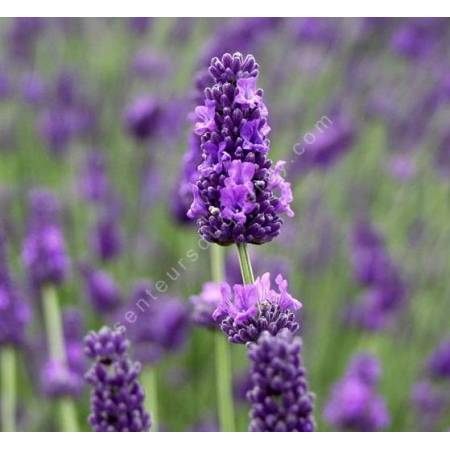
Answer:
210;245;235;432
236;243;255;284
142;367;158;432
42;286;78;432
1;347;16;432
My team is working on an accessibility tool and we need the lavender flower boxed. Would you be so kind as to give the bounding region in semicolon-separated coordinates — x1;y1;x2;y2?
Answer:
324;354;390;431
78;150;111;203
347;221;407;330
190;281;221;329
411;380;446;431
124;96;161;141
187;52;294;245
427;338;450;379
247;329;315;432
80;264;122;314
213;272;301;344
89;214;123;262
84;327;151;432
0;232;30;347
294;114;355;175
125;282;190;365
22;190;69;288
63;308;86;377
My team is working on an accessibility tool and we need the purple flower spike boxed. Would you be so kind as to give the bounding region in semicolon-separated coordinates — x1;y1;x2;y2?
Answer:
213;272;301;344
80;264;122;314
84;327;151;432
324;353;390;431
22;190;69;289
124;96;160;141
187;52;294;245
247;329;315;432
427;338;450;379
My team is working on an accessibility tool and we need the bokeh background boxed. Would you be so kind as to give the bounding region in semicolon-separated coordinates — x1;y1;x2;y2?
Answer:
1;17;450;431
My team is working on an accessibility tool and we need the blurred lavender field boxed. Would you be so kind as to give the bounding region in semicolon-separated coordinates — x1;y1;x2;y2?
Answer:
1;17;450;432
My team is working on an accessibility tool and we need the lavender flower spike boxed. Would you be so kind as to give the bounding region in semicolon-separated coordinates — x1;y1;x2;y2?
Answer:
84;327;151;432
188;52;294;245
22;190;69;289
213;272;301;344
247;329;315;431
324;353;390;431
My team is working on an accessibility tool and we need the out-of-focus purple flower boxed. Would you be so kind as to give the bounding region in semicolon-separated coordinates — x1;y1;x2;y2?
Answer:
84;327;151;432
124;281;190;365
200;18;281;66
37;108;73;154
324;353;390;431
427;338;450;379
0;232;30;347
391;18;447;60
190;281;221;329
7;18;46;62
247;329;315;432
214;272;301;345
411;380;446;431
294;114;356;174
188;53;294;245
131;49;170;80
387;154;417;181
129;18;152;36
89;214;123;262
77;150;111;203
63;308;86;377
124;96;161;141
40;359;83;398
21;72;47;105
79;264;122;314
347;221;407;331
294;18;340;47
22;190;69;288
351;221;394;286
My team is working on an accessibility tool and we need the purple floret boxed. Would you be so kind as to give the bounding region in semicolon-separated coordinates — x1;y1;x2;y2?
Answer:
213;272;301;344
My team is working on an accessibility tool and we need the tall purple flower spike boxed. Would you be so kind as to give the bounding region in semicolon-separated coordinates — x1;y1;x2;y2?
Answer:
187;52;294;245
213;272;301;344
84;327;151;432
247;328;315;432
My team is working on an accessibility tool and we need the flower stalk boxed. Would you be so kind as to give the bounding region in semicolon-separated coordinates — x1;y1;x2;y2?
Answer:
211;244;235;432
0;347;16;432
142;367;159;432
42;285;78;432
236;243;255;284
